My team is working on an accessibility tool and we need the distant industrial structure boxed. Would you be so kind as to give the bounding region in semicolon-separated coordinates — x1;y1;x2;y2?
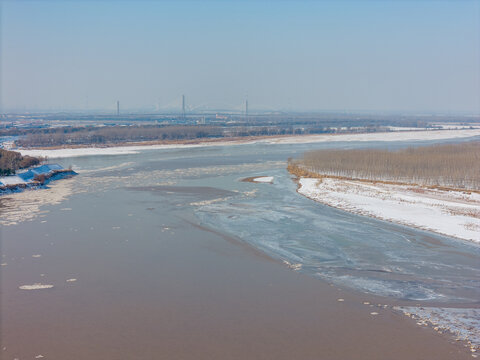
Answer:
116;101;120;116
245;98;249;122
182;95;186;120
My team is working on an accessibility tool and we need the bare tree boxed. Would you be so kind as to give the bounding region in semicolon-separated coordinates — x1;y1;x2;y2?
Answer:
293;141;480;190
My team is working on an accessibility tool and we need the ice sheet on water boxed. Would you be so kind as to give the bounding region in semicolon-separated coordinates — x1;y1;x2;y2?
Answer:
195;168;480;303
395;306;480;352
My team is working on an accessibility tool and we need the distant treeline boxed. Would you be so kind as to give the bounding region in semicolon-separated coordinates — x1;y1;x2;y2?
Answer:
292;141;480;190
16;125;224;147
14;124;384;147
0;149;40;176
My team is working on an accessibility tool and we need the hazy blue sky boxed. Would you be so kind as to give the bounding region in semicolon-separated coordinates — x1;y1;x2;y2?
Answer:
1;1;479;113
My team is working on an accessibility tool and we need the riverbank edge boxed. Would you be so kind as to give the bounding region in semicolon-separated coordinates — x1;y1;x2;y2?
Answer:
287;162;480;243
286;163;480;353
13;128;480;152
0;169;77;196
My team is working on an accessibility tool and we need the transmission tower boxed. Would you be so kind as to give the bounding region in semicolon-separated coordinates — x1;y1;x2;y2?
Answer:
182;95;186;121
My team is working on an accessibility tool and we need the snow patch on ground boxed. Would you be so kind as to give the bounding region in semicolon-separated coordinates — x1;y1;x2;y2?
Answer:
298;177;480;243
387;126;429;131
17;142;239;159
19;146;145;158
265;129;480;144
431;123;480;130
0;175;27;185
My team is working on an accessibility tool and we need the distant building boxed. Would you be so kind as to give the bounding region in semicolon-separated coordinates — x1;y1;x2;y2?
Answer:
0;164;66;188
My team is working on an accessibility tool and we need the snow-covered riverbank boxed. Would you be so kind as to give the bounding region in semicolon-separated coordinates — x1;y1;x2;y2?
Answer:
16;128;480;159
298;177;480;243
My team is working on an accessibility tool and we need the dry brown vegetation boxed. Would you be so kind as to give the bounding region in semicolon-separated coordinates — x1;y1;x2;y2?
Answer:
292;141;480;190
0;149;40;175
286;161;321;179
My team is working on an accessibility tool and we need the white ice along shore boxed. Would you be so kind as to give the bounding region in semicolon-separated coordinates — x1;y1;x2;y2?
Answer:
16;128;480;159
394;306;480;353
298;177;480;243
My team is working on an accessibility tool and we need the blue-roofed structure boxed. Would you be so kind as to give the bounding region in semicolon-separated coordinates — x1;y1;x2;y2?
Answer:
31;164;63;175
10;164;65;183
1;163;75;194
18;170;35;181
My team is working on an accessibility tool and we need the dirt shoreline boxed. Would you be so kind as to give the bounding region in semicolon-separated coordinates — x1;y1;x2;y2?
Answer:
241;176;273;183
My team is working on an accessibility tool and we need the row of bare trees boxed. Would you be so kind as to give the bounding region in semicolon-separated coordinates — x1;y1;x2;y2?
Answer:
296;141;480;190
15;123;387;148
16;125;225;147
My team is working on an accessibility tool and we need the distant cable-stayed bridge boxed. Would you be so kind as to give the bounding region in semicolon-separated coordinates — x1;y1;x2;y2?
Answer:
153;95;249;115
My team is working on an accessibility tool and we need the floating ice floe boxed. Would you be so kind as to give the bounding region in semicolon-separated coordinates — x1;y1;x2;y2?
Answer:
253;176;274;183
0;178;75;226
190;197;230;206
19;283;54;290
66;278;77;282
242;189;258;197
32;254;42;258
282;260;302;271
